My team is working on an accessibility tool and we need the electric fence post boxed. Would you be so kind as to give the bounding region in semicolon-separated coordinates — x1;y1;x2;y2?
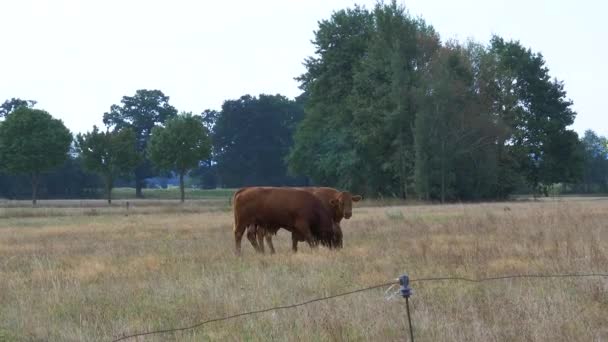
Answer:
399;274;414;342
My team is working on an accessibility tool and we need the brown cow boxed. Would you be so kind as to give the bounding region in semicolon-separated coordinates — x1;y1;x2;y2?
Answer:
232;187;341;255
249;187;361;253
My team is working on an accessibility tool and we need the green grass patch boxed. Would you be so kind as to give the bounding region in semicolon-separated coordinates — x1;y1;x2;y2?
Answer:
0;328;18;342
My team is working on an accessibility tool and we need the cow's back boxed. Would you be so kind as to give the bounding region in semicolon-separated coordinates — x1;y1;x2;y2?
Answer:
234;187;327;231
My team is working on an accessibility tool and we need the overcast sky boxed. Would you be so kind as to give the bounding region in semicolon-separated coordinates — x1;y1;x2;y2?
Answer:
1;0;605;136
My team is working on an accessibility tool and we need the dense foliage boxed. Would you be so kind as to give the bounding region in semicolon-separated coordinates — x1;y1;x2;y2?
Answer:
0;107;72;204
210;94;306;188
288;2;583;201
0;98;37;118
76;127;140;204
103;89;178;198
148;113;211;202
575;130;608;193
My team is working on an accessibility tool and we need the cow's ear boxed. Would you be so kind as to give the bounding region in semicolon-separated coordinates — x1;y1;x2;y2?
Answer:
329;198;339;207
352;195;362;202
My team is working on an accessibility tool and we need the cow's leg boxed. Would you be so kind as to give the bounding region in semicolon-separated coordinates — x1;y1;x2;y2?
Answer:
246;226;261;253
234;221;246;256
301;232;318;251
292;235;298;253
256;227;266;254
266;234;276;254
293;221;315;252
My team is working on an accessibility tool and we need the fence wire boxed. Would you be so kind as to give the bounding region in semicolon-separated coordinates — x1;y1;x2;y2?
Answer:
111;272;608;342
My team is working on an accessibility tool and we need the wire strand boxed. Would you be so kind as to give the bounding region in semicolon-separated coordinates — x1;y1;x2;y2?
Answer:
412;272;608;283
112;281;397;342
111;272;608;342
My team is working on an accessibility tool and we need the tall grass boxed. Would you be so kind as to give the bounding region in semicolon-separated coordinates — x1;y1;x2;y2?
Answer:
0;199;606;341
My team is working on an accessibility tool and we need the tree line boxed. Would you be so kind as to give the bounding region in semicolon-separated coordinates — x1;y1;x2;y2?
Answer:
0;92;306;204
0;1;605;203
288;2;589;201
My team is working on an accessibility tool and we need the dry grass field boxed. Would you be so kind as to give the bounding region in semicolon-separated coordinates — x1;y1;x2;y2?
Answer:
0;198;607;341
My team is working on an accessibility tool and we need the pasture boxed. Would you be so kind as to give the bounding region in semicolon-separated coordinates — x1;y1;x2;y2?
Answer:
0;197;607;341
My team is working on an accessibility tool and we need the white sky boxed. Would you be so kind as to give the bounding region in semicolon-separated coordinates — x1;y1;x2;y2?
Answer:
0;0;605;136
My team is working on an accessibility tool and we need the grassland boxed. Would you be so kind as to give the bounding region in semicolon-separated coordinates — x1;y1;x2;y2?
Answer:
0;197;607;341
110;187;236;200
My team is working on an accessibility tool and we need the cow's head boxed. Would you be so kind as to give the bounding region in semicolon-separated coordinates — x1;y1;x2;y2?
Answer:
329;192;362;220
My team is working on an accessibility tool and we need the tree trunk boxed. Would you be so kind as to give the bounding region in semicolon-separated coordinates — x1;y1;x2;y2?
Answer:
31;173;39;207
179;172;185;203
135;178;144;198
441;141;446;204
106;176;113;205
400;136;407;200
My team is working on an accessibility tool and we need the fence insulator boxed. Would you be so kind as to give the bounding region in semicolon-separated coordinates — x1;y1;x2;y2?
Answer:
399;275;412;298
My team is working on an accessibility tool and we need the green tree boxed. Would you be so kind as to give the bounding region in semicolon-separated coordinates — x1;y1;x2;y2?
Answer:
484;37;580;195
0;107;72;205
350;1;439;197
0;98;36;118
103;89;177;198
76;126;139;204
42;155;103;199
214;94;305;188
579;130;608;192
289;2;439;197
415;43;497;202
0;147;102;200
200;109;219;132
191;109;220;188
288;5;374;191
148;113;211;202
290;4;580;201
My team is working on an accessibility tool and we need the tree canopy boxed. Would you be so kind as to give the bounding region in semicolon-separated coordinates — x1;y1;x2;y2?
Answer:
148;113;211;202
76;126;139;204
213;94;305;188
103;89;178;198
288;1;582;200
577;130;608;192
0;97;37;118
0;107;72;204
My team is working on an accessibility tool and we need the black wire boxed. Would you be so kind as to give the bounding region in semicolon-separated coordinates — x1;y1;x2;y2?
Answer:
412;273;608;283
111;281;397;342
111;272;608;342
